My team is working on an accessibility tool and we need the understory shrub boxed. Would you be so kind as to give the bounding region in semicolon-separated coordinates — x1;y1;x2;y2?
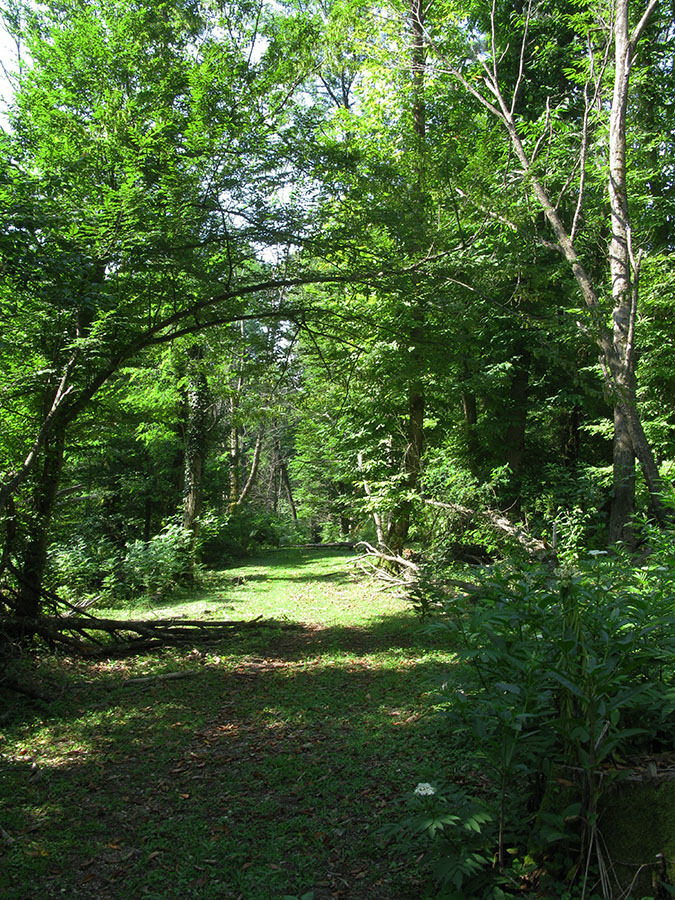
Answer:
122;522;193;599
48;522;194;607
405;533;675;899
198;509;305;563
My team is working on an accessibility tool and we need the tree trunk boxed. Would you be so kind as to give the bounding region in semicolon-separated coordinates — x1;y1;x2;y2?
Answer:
386;0;427;555
182;346;209;544
460;356;480;474
227;419;240;514
15;425;66;619
280;459;298;522
607;0;637;539
505;349;530;480
608;403;635;543
233;424;265;509
561;406;582;466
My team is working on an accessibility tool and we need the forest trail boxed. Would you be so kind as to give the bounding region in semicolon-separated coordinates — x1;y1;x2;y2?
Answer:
1;550;461;900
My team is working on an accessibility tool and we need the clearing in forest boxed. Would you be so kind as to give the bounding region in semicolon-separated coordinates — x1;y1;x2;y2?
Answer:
0;549;462;900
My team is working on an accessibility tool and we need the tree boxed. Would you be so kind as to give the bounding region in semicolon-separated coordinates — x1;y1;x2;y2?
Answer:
416;0;670;541
0;0;378;615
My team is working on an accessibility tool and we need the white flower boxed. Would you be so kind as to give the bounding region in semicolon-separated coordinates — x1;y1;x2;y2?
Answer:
414;782;435;796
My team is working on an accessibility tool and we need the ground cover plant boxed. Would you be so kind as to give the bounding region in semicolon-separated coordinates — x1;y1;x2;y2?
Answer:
395;532;675;900
0;549;463;900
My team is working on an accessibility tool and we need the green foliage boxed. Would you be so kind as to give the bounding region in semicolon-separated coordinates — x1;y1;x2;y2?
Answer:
123;523;193;600
48;522;195;607
409;538;675;896
523;463;609;557
390;783;501;899
198;509;305;564
47;534;120;605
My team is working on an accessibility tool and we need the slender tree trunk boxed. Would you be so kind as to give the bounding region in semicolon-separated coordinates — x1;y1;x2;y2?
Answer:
386;0;427;555
182;346;209;545
280;459;298;522
227;418;240;514
462;391;477;427
561;405;582;466
143;495;152;544
446;0;666;539
505;349;530;480
460;357;480;473
607;0;637;540
15;425;66;619
0;494;17;575
233;424;265;509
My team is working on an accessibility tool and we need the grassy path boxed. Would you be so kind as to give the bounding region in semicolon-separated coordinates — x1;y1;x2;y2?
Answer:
1;550;461;900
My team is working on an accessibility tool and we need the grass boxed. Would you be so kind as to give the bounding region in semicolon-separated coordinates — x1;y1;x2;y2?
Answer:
0;549;463;900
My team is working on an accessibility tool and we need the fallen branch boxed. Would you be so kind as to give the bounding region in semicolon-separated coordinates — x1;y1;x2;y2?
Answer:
295;542;356;550
0;612;271;657
122;670;203;686
0;675;53;702
423;500;550;558
355;541;420;572
44;615;263;632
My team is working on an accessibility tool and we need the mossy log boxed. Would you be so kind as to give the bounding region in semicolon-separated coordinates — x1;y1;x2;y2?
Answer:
599;775;675;898
535;764;675;899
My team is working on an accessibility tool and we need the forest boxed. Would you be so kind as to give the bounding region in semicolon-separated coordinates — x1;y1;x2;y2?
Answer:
0;0;674;898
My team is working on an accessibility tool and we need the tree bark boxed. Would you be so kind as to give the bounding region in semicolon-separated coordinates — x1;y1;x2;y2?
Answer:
386;0;427;555
227;418;240;514
505;349;530;480
15;425;66;619
606;0;637;540
234;424;264;509
182;345;209;545
280;458;298;522
608;403;636;542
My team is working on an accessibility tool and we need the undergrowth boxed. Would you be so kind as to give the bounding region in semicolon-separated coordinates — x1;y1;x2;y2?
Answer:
399;526;675;900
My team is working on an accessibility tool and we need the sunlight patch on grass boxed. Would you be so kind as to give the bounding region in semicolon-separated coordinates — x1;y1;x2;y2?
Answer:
97;550;412;628
1;549;463;900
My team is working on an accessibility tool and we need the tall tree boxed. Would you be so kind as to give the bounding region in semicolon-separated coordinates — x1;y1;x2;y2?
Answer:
416;0;669;540
0;0;369;613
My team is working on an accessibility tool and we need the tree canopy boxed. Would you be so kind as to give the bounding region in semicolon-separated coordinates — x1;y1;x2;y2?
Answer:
1;0;674;615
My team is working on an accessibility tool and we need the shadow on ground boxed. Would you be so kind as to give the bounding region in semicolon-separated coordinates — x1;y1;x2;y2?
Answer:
1;633;460;900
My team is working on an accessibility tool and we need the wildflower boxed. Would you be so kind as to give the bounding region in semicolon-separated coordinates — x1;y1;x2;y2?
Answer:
414;782;435;797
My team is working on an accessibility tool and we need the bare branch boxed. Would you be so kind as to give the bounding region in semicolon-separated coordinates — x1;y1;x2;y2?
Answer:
511;0;534;116
571;84;591;238
630;0;659;50
490;0;499;86
0;357;77;513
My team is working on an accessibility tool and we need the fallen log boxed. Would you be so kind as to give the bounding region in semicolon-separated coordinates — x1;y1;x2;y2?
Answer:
43;615;263;632
0;612;274;657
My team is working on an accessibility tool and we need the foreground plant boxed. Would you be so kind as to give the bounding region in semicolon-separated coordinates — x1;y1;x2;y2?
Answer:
408;537;675;898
